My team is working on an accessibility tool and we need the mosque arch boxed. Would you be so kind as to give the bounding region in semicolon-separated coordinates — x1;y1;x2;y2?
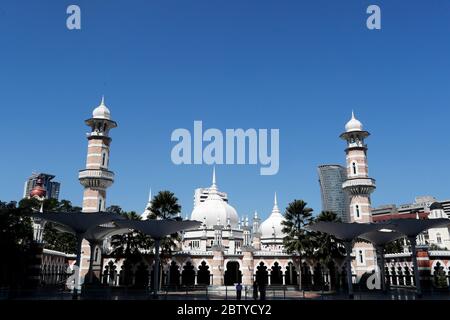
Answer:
301;262;313;289
270;261;283;285
433;261;448;288
197;261;211;285
255;261;268;285
284;261;298;285
224;261;242;285
168;261;181;286
134;262;150;288
181;261;196;286
313;262;324;290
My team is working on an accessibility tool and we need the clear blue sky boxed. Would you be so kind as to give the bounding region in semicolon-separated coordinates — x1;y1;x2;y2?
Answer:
1;0;450;221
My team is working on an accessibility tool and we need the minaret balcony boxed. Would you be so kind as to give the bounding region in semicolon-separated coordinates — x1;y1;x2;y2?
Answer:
342;177;376;195
78;169;114;189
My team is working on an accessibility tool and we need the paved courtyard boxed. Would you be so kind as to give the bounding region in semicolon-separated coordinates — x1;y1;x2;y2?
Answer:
3;287;450;300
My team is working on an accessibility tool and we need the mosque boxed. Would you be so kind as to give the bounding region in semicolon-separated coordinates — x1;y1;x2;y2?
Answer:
31;97;450;291
70;97;383;288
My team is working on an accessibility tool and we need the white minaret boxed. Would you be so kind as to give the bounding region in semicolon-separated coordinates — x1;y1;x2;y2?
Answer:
79;97;117;212
340;111;376;278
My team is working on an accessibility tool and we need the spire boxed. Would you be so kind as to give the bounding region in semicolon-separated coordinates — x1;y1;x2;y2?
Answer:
209;166;218;193
351;110;355;119
254;210;258;219
101;95;105;106
212;166;216;186
271;192;281;215
148;188;152;202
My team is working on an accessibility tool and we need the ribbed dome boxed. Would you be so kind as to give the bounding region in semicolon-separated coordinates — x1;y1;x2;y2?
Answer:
260;193;285;239
345;111;363;132
191;168;239;228
92;96;111;120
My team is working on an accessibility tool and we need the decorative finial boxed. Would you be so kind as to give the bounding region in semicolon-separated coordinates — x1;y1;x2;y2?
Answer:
148;188;152;202
254;210;258;219
351;110;355;119
101;95;105;106
212;166;216;186
274;192;278;206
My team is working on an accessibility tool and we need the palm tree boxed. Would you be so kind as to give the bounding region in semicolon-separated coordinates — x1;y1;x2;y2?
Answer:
147;190;182;254
148;190;181;220
312;211;345;266
110;210;153;264
281;199;314;289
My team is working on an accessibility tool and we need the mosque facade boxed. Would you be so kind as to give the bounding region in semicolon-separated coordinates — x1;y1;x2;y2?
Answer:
81;98;380;287
27;98;450;290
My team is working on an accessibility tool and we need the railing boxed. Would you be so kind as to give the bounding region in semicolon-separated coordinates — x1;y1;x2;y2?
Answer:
342;178;376;189
78;169;114;180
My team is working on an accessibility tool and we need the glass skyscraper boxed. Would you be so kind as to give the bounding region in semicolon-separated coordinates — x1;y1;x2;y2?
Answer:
23;173;60;200
317;165;349;222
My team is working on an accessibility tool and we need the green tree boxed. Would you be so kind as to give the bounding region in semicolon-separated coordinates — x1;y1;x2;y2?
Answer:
109;208;153;263
0;200;33;287
385;238;406;254
18;198;80;254
281;199;314;289
311;211;345;265
148;191;182;254
42;199;79;254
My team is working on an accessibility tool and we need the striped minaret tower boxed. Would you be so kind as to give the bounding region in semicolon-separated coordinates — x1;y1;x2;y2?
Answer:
340;111;376;279
78;97;117;285
79;96;117;212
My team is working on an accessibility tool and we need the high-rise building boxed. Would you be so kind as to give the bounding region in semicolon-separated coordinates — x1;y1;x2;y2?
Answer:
317;164;349;222
193;168;228;208
23;173;60;200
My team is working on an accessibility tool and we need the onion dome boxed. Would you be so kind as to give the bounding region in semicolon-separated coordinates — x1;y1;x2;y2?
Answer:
345;111;363;132
430;202;444;211
260;193;285;240
92;96;111;120
191;167;239;228
30;178;46;199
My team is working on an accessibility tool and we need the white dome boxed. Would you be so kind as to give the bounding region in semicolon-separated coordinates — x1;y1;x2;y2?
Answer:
92;96;111;120
345;111;363;132
260;193;285;239
190;168;239;228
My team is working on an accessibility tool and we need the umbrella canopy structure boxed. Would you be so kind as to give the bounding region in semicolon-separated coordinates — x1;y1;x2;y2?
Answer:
307;221;387;298
82;224;131;284
309;219;450;297
358;229;405;246
308;221;385;241
115;219;202;297
385;218;450;296
358;230;405;292
31;212;126;296
32;212;125;235
115;219;202;239
386;218;450;237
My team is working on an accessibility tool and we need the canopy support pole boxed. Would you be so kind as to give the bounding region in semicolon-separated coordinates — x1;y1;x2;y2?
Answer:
73;234;83;299
153;239;161;299
376;245;386;292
